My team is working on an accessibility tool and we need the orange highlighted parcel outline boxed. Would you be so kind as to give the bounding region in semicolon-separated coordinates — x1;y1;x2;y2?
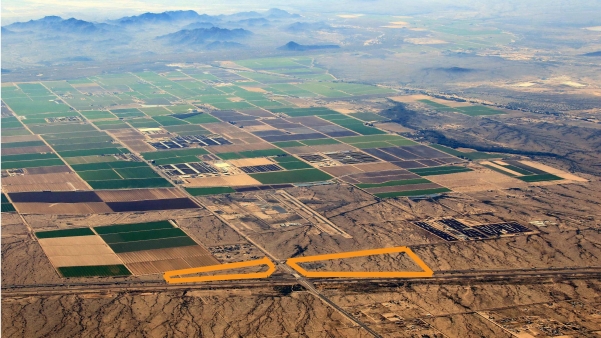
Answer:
163;257;276;284
286;246;433;278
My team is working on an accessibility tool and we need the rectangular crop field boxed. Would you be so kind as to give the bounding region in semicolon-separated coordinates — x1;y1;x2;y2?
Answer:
409;166;473;176
58;265;131;277
250;168;332;184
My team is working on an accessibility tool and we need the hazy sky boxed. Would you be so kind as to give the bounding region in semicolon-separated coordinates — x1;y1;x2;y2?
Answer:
2;0;600;25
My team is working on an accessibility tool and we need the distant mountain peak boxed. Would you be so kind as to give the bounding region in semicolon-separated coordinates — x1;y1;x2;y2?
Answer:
157;26;252;45
277;41;340;51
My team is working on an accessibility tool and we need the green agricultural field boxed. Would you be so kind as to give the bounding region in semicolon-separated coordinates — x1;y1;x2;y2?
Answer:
250;168;332;184
70;161;147;171
210;101;255;110
348;112;387;122
301;138;341;146
374;188;451;199
100;228;187;244
457;106;506;116
114;167;161;179
153;115;189;126
94;220;175;235
418;99;456;112
35;227;95;239
58;265;131;278
321;116;386;135
482;164;518;177
518;174;563;182
1;153;58;162
173;113;220;124
52;141;116;152
1;128;31;136
28;123;97;134
328;83;395;95
429;144;501;160
270;107;341;117
58;147;129;158
79;110;116;120
1;203;16;213
77;169;123;181
1;117;24;129
215;149;286;160
1;158;65;170
93;120;131;130
267;84;319;97
127;118;162;129
274;156;313;170
142;148;208;161
409;166;473;176
273;141;305;148
64;155;119;165
87;178;172;190
185;187;236;196
295;83;350;98
141;107;173;116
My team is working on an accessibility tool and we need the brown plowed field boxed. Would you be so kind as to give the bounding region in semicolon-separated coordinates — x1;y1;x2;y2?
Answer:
49;254;123;267
1;145;52;155
120;140;155;152
38;235;123;268
1;135;41;143
117;245;215;264
427;169;527;192
2;172;90;192
25;166;71;175
320;165;364;177
14;202;112;214
2;182;88;193
95;188;186;202
353;162;399;172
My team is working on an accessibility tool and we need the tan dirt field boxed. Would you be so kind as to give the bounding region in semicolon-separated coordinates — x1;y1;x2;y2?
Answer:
184;173;261;187
239;124;277;132
320;165;365;177
49;254;123;268
427;169;528;192
95;188;186;202
228;157;273;167
2;172;91;192
119;139;155;153
353;162;400;172
2;182;88;193
14;202;113;214
239;86;267;93
1;145;53;155
1;135;41;143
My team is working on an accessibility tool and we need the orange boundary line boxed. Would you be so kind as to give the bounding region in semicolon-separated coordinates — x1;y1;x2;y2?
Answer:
286;246;433;278
163;257;276;284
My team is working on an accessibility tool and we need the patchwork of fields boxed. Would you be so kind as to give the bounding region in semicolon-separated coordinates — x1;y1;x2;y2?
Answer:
1;57;583;279
1;59;575;202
